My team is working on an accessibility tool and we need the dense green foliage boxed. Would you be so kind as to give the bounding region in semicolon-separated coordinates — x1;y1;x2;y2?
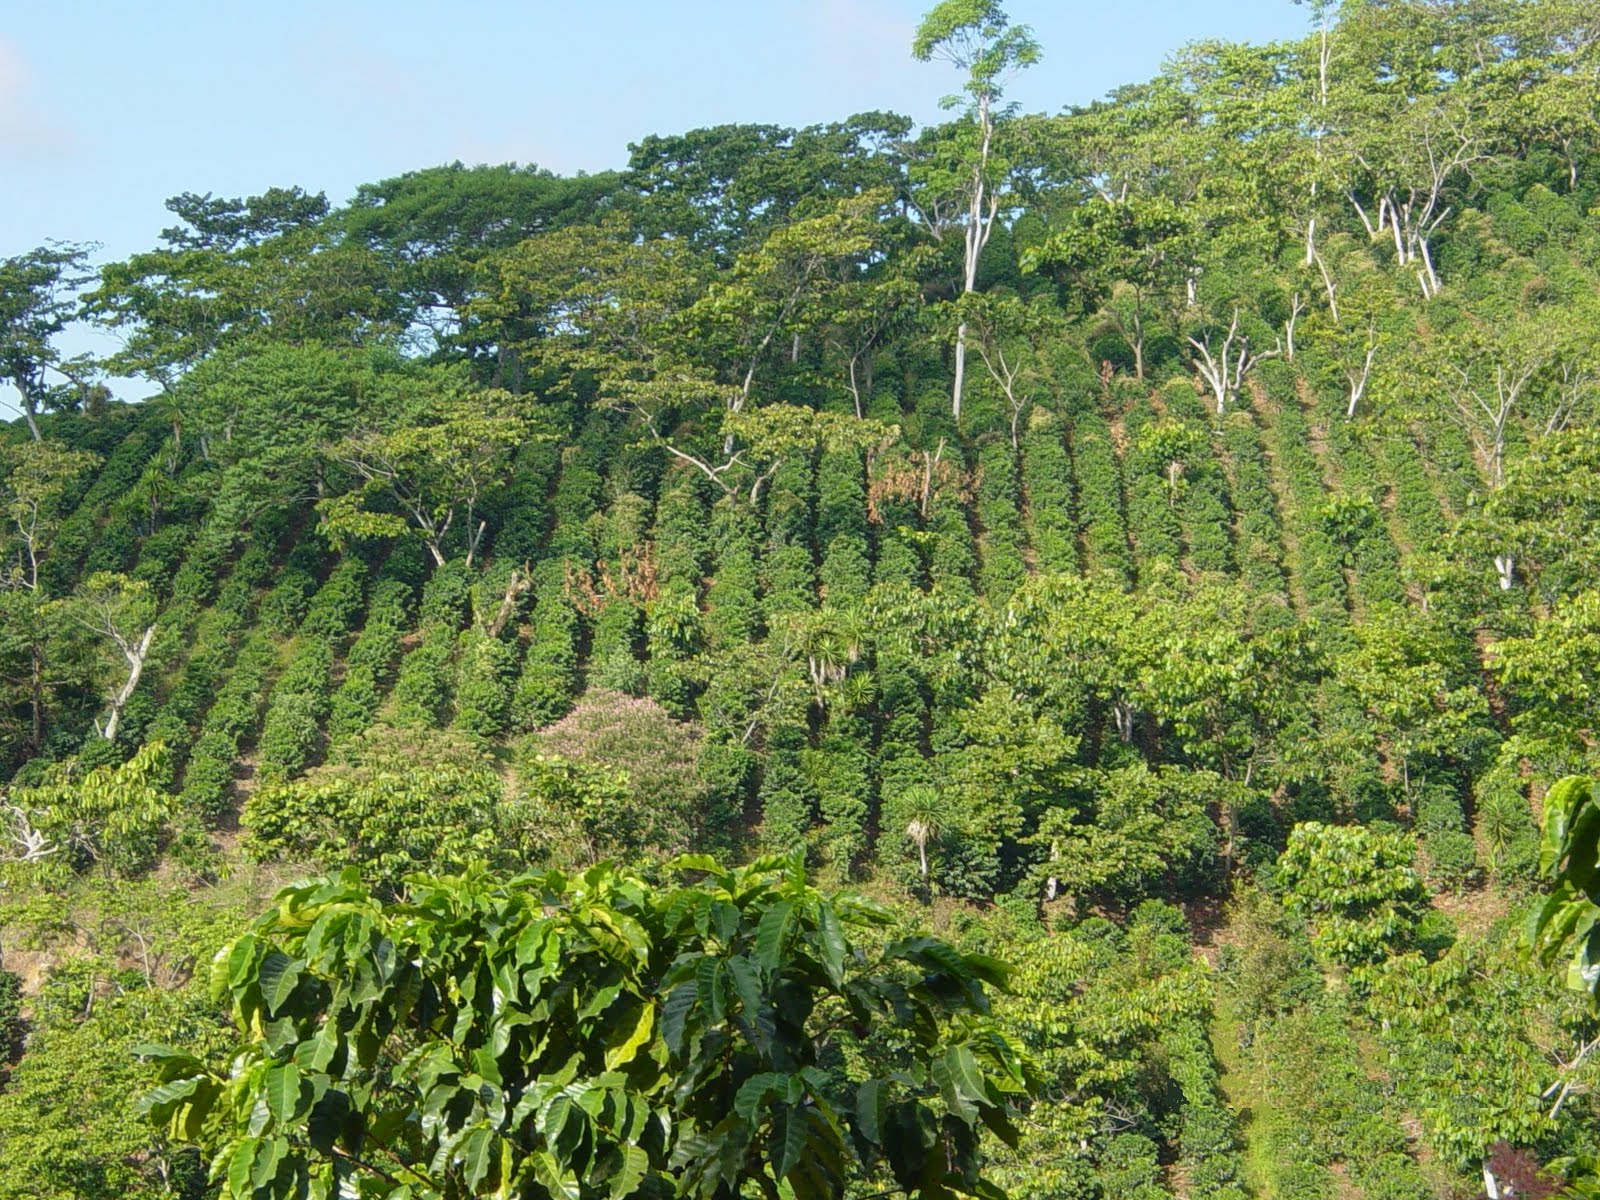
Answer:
143;856;1030;1200
4;0;1600;1194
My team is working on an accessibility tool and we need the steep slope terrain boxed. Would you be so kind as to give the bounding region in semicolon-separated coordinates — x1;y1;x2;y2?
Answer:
3;2;1600;1194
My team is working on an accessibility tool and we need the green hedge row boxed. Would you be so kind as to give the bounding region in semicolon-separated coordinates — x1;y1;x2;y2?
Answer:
1163;1008;1249;1200
762;456;817;614
645;475;710;716
1157;380;1237;575
328;563;418;747
926;448;978;602
1018;413;1079;575
452;626;520;744
758;721;816;856
704;507;762;651
587;595;643;696
1121;401;1184;576
975;438;1026;603
103;497;277;758
1323;420;1408;611
138;536;276;770
1257;362;1348;625
652;474;711;594
389;561;471;728
256;557;370;783
868;462;924;590
43;415;169;593
509;412;614;728
806;714;873;879
1069;412;1134;583
817;448;872;604
1414;416;1480;517
1250;1002;1433;1200
513;560;582;730
1219;412;1290;599
586;485;651;697
490;435;562;562
173;540;332;819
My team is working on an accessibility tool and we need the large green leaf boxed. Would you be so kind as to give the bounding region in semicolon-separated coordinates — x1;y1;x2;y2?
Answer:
734;1072;788;1121
660;982;697;1057
932;1044;986;1124
226;1137;260;1198
146;858;1029;1200
855;1078;888;1145
461;1124;497;1190
528;1148;582;1200
603;998;654;1070
755;900;795;974
768;1102;809;1182
727;955;763;1021
814;902;847;989
258;951;304;1017
263;1062;302;1125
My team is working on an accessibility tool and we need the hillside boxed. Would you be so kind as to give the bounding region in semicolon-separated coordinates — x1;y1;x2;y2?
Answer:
3;2;1600;1197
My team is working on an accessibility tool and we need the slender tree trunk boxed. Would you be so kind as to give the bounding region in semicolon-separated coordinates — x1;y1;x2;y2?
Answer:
29;641;44;753
1130;305;1146;381
1314;252;1340;323
15;384;41;442
100;625;157;742
952;92;994;422
952;324;969;422
1305;15;1330;267
1346;335;1377;420
1494;553;1515;591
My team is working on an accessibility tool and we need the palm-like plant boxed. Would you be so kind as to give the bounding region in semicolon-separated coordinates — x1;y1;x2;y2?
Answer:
898;784;950;890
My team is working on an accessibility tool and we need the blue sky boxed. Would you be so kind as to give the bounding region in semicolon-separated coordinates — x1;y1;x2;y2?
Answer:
4;0;1312;262
2;0;1311;407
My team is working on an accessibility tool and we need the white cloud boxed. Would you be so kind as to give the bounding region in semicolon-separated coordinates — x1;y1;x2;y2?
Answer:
0;35;76;160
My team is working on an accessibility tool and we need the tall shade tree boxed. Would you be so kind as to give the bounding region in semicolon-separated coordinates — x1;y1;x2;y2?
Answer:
950;290;1059;447
338;162;620;357
87;186;397;441
626;115;913;259
0;441;99;753
682;190;893;443
71;572;158;743
0;244;96;442
1025;193;1196;381
318;376;533;568
0;440;100;593
912;0;1040;421
1326;0;1493;299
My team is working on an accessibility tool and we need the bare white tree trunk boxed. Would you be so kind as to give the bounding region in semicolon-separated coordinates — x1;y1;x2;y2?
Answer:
1188;309;1279;415
1112;700;1135;743
1345;330;1377;419
99;624;156;741
1449;359;1542;489
846;355;864;419
1313;252;1341;323
1305;13;1331;267
1282;292;1305;362
10;381;42;442
1349;119;1478;299
952;91;998;422
971;334;1028;450
1493;553;1515;591
1;801;57;862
